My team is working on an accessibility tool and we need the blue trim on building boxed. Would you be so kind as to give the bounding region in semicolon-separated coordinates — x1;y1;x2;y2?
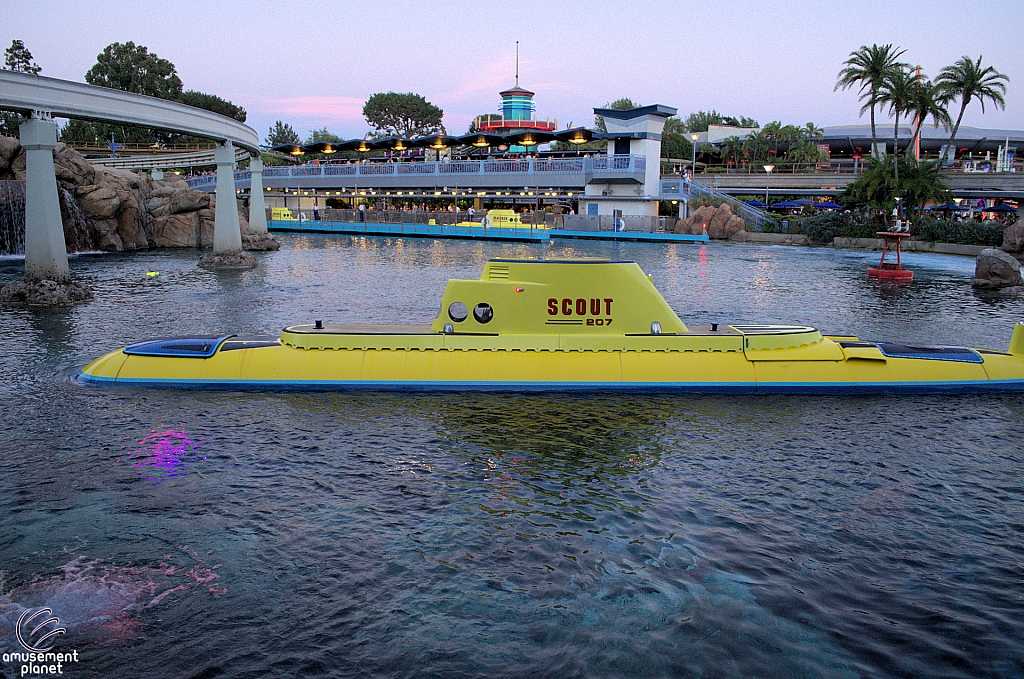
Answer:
269;220;549;243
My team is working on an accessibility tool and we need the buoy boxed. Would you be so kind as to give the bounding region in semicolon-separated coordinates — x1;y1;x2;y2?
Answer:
867;232;913;282
146;272;160;277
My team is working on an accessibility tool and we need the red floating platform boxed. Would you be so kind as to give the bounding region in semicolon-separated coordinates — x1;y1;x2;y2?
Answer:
867;231;914;283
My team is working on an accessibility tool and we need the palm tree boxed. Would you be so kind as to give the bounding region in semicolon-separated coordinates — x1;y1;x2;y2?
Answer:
904;76;951;165
742;129;769;164
877;66;914;180
835;44;907;159
936;56;1009;163
720;135;744;170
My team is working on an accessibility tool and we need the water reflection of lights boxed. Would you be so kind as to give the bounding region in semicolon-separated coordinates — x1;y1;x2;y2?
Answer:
119;429;205;484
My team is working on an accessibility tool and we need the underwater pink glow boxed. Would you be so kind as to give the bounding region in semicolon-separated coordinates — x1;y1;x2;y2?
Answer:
117;429;205;483
0;549;225;646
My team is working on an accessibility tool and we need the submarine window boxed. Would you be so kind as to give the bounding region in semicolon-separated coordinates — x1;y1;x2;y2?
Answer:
448;302;469;322
473;303;493;324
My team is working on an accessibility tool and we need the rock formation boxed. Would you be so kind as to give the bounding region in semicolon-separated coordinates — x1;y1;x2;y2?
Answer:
972;248;1024;292
1000;218;1024;256
674;202;746;240
0;135;276;254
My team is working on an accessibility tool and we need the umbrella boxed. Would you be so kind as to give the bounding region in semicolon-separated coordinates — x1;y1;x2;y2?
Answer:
930;203;968;211
409;134;462;150
303;141;341;155
505;130;557;148
793;198;815;205
271;143;304;156
371;136;414;152
745;199;768;208
813;201;843;209
553;127;594;146
456;132;507;149
985;204;1018;212
769;200;801;209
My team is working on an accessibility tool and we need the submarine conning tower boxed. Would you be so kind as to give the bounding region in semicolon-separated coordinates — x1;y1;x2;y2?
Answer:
430;258;688;335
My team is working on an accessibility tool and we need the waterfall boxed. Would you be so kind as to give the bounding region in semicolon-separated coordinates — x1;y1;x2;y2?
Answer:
59;184;89;252
0;181;25;256
0;181;92;255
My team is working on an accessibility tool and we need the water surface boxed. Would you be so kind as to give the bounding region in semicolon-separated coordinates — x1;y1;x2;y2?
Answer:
1;236;1022;678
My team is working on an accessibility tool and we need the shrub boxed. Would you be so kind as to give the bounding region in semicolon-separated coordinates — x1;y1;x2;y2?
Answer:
914;218;1003;246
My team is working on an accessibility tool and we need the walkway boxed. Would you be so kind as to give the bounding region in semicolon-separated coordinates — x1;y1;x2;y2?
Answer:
0;71;264;285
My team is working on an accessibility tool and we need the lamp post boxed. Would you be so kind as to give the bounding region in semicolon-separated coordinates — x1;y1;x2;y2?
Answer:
689;132;700;178
763;164;774;205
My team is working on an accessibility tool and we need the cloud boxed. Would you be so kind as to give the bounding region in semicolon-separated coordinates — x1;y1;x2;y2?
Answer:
246;95;366;123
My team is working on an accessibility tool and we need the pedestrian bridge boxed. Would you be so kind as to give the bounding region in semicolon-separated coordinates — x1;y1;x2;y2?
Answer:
691;170;1024;199
185;155;647;192
0;70;265;288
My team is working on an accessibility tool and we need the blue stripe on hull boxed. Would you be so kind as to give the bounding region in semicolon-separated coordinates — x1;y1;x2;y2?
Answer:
76;373;1024;394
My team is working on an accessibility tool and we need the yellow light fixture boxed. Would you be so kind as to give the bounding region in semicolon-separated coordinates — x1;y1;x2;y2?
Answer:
322;145;336;154
290;147;302;156
567;192;573;197
359;191;366;195
393;141;406;151
434;191;441;196
356;142;371;153
519;134;537;146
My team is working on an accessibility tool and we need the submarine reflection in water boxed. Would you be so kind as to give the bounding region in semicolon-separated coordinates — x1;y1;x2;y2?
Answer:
78;258;1024;394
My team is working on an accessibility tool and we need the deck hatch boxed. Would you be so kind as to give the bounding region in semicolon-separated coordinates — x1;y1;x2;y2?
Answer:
124;335;233;358
875;343;983;363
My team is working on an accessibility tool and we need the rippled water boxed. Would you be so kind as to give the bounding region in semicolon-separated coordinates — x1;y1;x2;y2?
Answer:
1;236;1023;678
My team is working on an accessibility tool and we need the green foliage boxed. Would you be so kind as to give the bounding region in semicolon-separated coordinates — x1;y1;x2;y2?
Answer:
835;43;907;149
363;92;444;138
683;110;757;133
936;55;1009;146
176;90;246;122
841;157;949;212
661;133;692;160
915;218;1004;246
85;41;182;99
266;120;300;146
4;39;41;74
594;98;639;133
306;127;343;143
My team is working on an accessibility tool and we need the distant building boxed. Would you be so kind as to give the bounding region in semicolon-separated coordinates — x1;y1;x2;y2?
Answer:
474;83;557;136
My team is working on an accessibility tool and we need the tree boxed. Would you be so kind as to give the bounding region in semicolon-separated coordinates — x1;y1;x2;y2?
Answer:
306;127;344;143
742;129;770;163
842;157;949;215
266;120;300;147
877;66;914;179
903;76;951;165
835;44;907;159
720;135;745;168
363;92;444;138
1;40;41;137
85;41;183;99
176;90;246;122
936;55;1009;160
594;98;639;133
4;39;41;74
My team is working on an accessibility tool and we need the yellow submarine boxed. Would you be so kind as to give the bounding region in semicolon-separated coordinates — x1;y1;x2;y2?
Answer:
79;258;1024;394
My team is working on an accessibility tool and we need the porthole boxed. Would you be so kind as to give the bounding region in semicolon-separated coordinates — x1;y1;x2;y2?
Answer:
448;302;468;322
473;303;493;324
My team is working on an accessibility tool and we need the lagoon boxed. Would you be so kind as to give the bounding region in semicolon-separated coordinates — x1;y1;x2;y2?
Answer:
1;236;1022;678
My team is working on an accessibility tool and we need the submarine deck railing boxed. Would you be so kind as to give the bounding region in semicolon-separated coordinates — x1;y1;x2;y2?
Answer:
659;177;778;231
184;155;647;189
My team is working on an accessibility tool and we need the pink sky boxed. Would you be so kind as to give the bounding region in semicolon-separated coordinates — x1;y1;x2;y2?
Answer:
5;0;1023;143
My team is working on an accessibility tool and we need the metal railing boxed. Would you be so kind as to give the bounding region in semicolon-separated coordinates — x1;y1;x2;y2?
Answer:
660;178;777;231
562;214;675;233
185;155;647;188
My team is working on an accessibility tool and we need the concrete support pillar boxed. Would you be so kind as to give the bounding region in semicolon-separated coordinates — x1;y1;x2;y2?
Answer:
213;141;242;254
247;155;268;235
20;116;70;282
